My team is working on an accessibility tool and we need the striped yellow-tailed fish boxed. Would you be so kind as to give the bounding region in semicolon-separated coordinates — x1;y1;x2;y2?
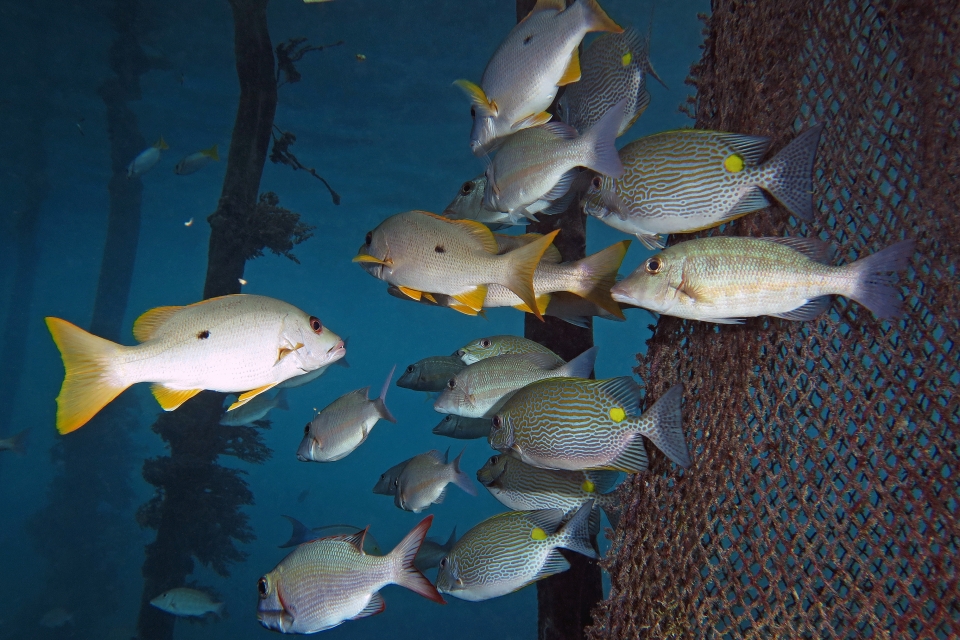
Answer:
490;379;689;473
456;334;562;365
584;124;825;249
478;454;622;529
435;502;596;601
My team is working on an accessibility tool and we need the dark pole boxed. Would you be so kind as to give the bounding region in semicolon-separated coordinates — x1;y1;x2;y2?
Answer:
515;1;604;638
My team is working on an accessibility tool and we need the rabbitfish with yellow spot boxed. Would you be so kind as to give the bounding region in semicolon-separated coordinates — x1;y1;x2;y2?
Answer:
490;378;690;473
435;503;596;602
45;295;345;435
584;124;825;249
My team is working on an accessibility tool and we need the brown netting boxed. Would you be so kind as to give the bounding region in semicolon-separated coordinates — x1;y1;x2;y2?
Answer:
587;1;959;638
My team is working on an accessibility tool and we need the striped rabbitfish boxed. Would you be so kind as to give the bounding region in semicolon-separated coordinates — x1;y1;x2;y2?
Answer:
256;517;445;634
584;124;825;249
394;449;477;513
457;335;562;365
433;414;492;440
611;236;916;323
478;454;622;529
455;0;622;156
490;379;689;473
354;210;558;318
45;294;345;435
397;355;466;392
372;457;413;495
558;26;664;136
434;347;598;419
483;99;625;222
435;502;596;602
297;367;397;462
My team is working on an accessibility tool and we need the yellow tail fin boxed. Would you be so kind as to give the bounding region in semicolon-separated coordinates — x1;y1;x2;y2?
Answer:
568;240;630;318
500;230;560;320
45;317;129;434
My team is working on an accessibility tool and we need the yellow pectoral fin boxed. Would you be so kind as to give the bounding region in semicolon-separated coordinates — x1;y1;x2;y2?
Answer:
452;285;488;312
228;383;279;411
133;305;185;342
397;286;423;301
677;270;713;304
512;111;553;131
151;385;202;411
277;342;304;364
422;292;437;304
352;254;391;265
557;47;581;86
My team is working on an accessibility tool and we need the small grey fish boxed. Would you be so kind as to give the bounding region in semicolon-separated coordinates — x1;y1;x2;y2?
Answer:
397;355;466;392
297;367;397;462
278;515;383;554
220;389;289;426
415;527;458;573
0;428;29;454
456;335;563;365
395;449;477;513
174;144;219;175
372;457;413;495
442;174;512;228
433;415;492;440
436;502;596;601
150;588;224;618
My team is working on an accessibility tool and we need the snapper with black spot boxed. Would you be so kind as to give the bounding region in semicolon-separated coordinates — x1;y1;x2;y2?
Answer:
45;294;345;434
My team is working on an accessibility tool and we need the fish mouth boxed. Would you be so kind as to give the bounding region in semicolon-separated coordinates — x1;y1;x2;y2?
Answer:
324;340;346;364
610;289;639;306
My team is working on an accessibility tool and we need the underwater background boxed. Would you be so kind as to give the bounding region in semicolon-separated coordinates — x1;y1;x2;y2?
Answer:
0;0;708;638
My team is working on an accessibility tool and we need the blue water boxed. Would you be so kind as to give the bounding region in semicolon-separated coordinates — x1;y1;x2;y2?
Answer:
0;0;707;637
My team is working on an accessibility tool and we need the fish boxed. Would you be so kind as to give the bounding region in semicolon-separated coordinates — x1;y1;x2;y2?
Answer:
126;136;169;178
354;210;558;317
455;0;622;155
219;389;289;426
477;454;622;530
490;379;690;473
174;144;220;175
256;516;445;633
278;338;351;389
38;608;73;628
456;334;562;365
610;236;916;323
279;515;383;554
397;355;466;392
584;124;825;249
434;346;598;418
297;488;310;503
373;457;413;495
394;449;477;513
484;100;625;223
149;587;224;618
557;26;663;136
297;366;397;462
432;414;492;440
435;502;596;601
45;294;345;434
441;174;511;228
0;428;28;454
541;291;627;328
415;527;458;573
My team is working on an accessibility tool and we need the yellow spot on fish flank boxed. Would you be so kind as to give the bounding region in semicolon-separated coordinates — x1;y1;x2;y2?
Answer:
609;407;626;423
531;527;547;541
582;480;596;493
621;52;632;67
724;154;745;173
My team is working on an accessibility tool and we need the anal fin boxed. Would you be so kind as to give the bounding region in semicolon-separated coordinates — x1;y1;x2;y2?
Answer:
452;286;487;312
533;549;571;582
350;592;385;620
397;286;423;301
151;385;203;411
771;296;831;321
228;383;279;411
594;437;648;473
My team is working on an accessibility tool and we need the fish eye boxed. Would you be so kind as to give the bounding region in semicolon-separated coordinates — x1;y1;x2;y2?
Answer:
447;378;457;390
406;364;415;373
645;258;663;274
365;231;372;245
480;339;491;348
439;558;447;568
309;316;323;334
257;577;268;597
491;455;499;464
591;176;603;190
492;415;502;430
456;349;465;357
460;181;474;195
470;106;476;119
303;423;310;435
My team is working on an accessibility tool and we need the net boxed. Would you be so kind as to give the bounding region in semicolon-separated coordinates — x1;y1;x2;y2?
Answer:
587;0;959;637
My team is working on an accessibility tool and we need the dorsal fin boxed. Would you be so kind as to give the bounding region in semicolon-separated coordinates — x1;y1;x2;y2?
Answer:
527;0;565;16
594;377;643;417
718;133;772;166
338;526;369;552
764;236;833;263
525;508;565;536
418;211;499;254
133;305;184;342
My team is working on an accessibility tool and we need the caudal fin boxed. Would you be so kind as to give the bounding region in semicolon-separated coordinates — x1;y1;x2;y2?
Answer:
558;346;599;379
763;123;825;221
45;318;129;434
567;240;630;318
450;448;477;496
578;0;623;34
557;501;599;558
375;365;398;423
500;230;560;320
637;384;690;468
278;515;313;548
580;98;626;179
846;239;915;319
273;389;290;411
390;515;446;604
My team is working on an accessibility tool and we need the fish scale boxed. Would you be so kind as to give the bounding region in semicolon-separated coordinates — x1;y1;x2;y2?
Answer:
457;334;562;364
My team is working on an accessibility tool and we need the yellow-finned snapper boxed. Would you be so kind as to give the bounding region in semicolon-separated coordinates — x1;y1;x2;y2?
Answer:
354;210;558;318
150;587;224;618
610;236;915;323
256;516;446;634
433;414;492;440
397;355;466;392
279;515;383;554
483;99;626;223
45;294;345;434
219;389;288;426
434;346;598;419
478;454;622;530
0;428;28;454
455;0;622;155
394;449;477;513
557;26;664;136
174;144;219;175
435;502;596;602
584;124;826;249
442;174;512;229
297;366;397;463
490;379;689;473
373;457;413;495
415;527;458;573
127;136;169;178
456;334;562;365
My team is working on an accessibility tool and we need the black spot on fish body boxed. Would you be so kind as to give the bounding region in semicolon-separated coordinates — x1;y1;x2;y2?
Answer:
523;35;533;45
435;245;445;253
197;330;210;339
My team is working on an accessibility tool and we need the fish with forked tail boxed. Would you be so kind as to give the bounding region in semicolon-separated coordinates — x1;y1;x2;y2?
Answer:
394;449;477;513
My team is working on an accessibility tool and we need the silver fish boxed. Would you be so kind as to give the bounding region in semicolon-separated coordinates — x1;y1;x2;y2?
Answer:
432;414;492;440
415;527;458;573
457;335;562;365
372;457;413;495
127;136;168;178
219;389;289;426
395;449;477;513
278;515;383;554
257;517;445;633
297;367;397;462
442;174;511;228
174;144;219;175
150;588;224;618
397;355;466;392
436;502;596;601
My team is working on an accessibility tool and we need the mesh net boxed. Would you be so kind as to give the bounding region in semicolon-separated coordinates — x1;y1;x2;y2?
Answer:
587;1;959;637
